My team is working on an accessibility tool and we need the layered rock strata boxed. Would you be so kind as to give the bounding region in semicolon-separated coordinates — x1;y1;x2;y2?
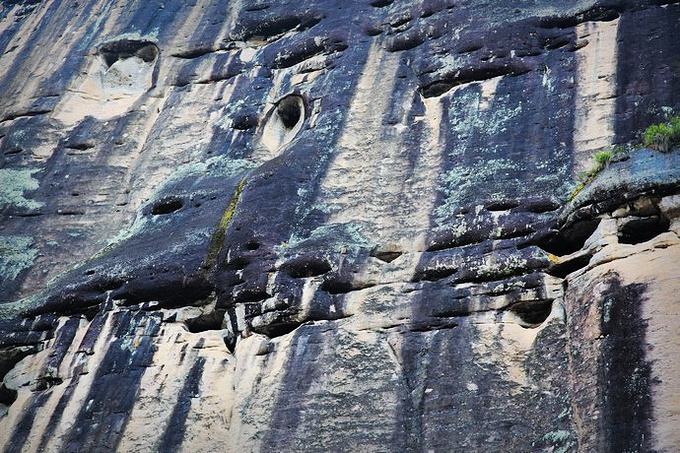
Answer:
1;1;679;451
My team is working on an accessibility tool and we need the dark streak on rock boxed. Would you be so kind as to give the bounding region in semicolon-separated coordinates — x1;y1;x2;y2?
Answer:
598;278;654;452
157;357;205;452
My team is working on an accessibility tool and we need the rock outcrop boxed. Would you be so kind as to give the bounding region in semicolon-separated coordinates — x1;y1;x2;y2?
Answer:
1;1;679;451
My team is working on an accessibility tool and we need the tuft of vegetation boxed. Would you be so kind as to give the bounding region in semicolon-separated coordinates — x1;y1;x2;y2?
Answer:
570;113;680;201
642;115;680;152
569;145;627;200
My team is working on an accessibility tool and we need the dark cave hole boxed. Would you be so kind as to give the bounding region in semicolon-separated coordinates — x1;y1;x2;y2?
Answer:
225;256;249;270
245;240;260;251
99;39;159;67
185;310;226;333
65;142;94;151
320;279;353;294
284;257;331;278
370;0;394;7
510;300;553;328
276;96;303;129
34;376;63;391
151;197;184;215
0;384;17;410
4;147;23;155
259;321;301;339
371;250;402;263
618;216;670;245
0;347;36;413
537;218;601;256
548;253;592;278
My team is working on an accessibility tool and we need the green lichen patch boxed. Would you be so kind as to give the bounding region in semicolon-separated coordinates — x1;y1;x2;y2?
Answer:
0;168;44;211
204;178;247;269
282;222;372;257
0;235;37;285
540;430;575;453
435;158;520;222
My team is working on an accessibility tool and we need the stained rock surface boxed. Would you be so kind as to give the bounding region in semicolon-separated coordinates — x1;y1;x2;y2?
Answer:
1;1;680;452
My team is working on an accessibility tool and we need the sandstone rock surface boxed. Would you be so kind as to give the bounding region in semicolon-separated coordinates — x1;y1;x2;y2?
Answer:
1;1;679;452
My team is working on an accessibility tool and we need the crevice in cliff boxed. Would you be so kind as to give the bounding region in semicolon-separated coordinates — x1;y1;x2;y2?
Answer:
151;196;184;215
420;62;532;98
282;256;331;278
618;215;670;245
0;109;51;123
548;253;593;279
320;278;376;294
0;346;36;416
260;94;306;153
538;4;626;30
98;39;158;68
537;218;601;256
411;266;458;282
184;309;226;333
508;300;553;328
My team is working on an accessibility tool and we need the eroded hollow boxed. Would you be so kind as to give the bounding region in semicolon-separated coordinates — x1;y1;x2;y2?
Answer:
261;94;305;153
283;256;331;278
185;309;226;333
538;218;601;256
618;216;670;245
151;196;184;215
509;300;553;328
99;39;159;67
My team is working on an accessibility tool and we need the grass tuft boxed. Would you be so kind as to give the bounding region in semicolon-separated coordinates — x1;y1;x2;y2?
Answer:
642;115;680;152
569;146;628;200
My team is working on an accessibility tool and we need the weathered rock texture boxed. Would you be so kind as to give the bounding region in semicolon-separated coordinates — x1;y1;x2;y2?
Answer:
1;1;679;452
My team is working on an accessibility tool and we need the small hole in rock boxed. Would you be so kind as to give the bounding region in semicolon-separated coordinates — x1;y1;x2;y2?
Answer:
225;256;249;270
99;40;159;68
320;279;353;294
372;251;402;263
485;200;520;211
284;257;331;278
260;94;305;153
151;197;184;215
277;97;302;129
0;384;17;409
538;219;601;256
548;253;592;278
185;310;226;333
510;300;552;328
34;376;63;391
618;216;670;245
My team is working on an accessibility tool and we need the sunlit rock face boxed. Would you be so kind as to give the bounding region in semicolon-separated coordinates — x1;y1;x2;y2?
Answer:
1;1;680;451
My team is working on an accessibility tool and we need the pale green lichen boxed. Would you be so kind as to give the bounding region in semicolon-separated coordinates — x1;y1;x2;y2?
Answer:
282;222;372;256
0;168;43;211
541;429;575;453
0;235;37;283
542;430;572;443
434;84;531;223
435;158;519;222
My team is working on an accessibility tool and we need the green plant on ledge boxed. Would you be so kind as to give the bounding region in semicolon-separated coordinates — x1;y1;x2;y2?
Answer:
643;115;680;152
569;145;627;200
569;114;680;201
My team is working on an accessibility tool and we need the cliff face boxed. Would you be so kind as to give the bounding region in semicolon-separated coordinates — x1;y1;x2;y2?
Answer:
1;1;679;451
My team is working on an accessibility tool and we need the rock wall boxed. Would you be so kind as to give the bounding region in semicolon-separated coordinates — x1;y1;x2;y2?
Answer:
1;1;679;451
